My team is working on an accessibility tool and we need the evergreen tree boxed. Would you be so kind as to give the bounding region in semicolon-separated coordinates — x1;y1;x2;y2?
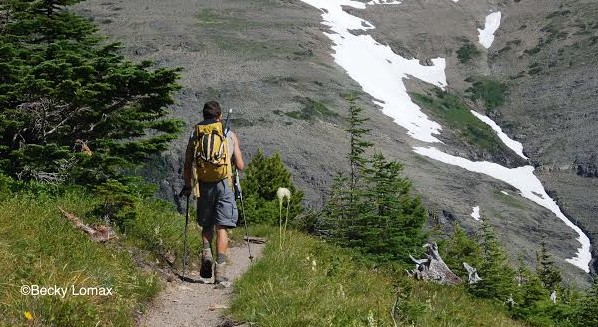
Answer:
574;277;598;327
241;150;303;225
318;172;351;237
536;238;563;291
0;0;183;185
356;153;427;263
509;262;554;324
439;223;484;278
514;261;548;308
322;101;428;265
468;220;516;301
346;99;372;191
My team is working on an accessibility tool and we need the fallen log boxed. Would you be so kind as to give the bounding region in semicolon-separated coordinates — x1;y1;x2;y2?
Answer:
59;207;116;242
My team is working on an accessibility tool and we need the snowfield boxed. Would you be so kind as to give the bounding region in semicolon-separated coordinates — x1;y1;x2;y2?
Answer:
299;0;591;272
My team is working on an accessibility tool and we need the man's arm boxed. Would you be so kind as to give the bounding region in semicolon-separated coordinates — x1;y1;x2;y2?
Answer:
230;132;245;170
183;138;194;188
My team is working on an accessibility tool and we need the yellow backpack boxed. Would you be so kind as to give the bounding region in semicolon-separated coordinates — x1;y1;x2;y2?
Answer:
191;121;232;197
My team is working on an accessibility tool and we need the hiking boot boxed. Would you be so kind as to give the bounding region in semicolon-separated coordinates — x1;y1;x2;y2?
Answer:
200;249;213;279
214;261;229;284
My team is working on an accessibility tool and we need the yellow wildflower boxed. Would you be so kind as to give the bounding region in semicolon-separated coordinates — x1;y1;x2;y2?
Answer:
24;311;33;320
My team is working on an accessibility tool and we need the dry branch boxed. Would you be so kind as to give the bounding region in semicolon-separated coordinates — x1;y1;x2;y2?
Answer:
59;207;116;242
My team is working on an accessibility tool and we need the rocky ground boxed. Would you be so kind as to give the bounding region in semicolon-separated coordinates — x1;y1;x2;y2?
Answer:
73;0;597;287
139;242;265;327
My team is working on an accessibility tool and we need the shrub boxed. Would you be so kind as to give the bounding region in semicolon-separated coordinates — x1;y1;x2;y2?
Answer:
467;221;516;301
466;78;508;112
241;150;304;226
284;97;339;122
457;41;481;63
87;176;157;230
439;223;484;278
320;101;428;266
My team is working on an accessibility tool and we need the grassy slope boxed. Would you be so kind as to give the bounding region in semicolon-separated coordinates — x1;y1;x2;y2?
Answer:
0;188;201;326
230;229;528;327
0;187;529;326
409;90;504;154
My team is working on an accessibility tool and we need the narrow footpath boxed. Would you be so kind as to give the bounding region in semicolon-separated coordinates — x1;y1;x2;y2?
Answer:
139;242;265;327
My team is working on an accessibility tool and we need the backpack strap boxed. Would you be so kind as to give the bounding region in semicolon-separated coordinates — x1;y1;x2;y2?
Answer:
224;135;233;188
191;127;201;198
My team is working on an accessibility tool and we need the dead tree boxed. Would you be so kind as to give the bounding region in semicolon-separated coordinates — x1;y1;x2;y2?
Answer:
463;262;482;284
407;242;462;285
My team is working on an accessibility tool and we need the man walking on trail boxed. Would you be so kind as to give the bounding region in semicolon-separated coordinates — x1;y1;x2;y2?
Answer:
180;101;245;285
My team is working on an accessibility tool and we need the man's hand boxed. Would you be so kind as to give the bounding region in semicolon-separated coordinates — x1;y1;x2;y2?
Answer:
179;186;191;197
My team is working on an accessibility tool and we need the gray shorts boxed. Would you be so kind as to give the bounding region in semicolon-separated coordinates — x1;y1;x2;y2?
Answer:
196;180;238;229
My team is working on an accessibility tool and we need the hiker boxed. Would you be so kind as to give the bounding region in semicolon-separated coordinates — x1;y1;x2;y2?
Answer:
180;101;245;285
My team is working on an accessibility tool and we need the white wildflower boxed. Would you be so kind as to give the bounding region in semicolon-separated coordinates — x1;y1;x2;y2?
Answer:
367;311;377;327
337;284;346;299
277;187;292;249
276;187;291;205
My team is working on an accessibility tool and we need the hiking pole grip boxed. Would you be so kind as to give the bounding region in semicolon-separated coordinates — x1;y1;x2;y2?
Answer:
234;169;242;200
224;109;233;136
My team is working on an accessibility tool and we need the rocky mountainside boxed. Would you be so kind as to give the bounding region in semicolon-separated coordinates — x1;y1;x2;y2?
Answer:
74;0;597;287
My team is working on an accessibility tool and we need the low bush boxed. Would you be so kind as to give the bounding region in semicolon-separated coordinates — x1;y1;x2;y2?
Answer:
457;41;481;63
240;150;303;226
465;78;508;112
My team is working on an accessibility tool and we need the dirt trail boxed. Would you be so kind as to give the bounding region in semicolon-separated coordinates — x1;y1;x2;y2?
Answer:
138;242;264;327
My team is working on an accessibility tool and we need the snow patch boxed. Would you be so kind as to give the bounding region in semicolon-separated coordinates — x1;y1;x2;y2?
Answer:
300;0;447;143
501;191;509;195
413;146;592;272
367;0;402;4
470;110;527;159
471;206;480;221
478;12;501;48
300;0;591;273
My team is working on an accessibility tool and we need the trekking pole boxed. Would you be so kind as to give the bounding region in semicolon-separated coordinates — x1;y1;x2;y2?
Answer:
182;195;190;279
234;169;253;262
225;108;253;261
223;109;232;136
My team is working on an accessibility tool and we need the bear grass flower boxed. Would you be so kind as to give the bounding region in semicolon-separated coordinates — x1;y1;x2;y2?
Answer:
276;187;291;248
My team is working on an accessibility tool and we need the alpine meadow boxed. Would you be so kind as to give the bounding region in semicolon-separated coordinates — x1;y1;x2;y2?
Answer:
2;0;598;326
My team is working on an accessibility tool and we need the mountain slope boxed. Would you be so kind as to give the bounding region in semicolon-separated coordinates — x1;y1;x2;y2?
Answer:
74;0;597;287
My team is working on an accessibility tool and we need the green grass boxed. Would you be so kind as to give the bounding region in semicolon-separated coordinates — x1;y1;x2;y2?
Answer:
456;41;481;64
121;198;202;267
284;97;339;122
229;229;528;326
196;9;247;27
494;190;529;210
0;183;208;326
410;90;503;153
465;78;508;112
528;65;543;75
0;190;161;326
